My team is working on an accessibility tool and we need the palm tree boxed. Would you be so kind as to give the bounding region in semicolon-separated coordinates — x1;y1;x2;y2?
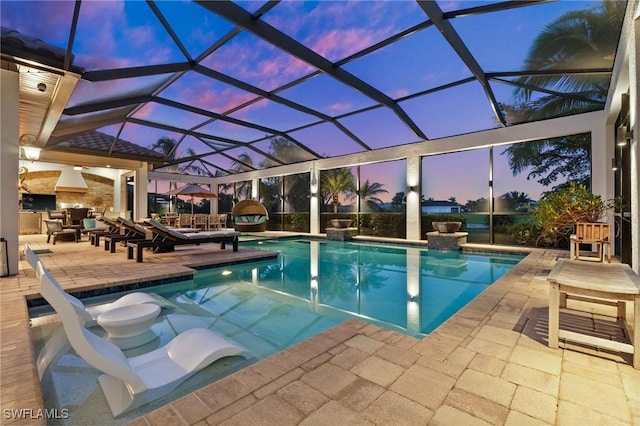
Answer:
231;152;255;200
358;180;388;212
150;136;206;176
496;191;531;212
502;1;624;189
511;0;625;117
320;168;356;213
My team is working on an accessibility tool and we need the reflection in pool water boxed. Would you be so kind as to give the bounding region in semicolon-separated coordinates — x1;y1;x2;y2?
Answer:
31;238;524;424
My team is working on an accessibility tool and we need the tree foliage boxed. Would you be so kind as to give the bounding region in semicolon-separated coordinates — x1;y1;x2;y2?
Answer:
501;134;591;190
320;168;356;213
501;1;624;190
531;182;621;247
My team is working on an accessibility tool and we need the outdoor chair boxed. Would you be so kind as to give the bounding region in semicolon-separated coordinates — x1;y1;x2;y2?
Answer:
193;214;208;231
44;219;78;244
46;208;68;225
126;219;240;262
36;260;247;417
207;214;221;231
103;218;148;253
570;222;612;263
25;244;162;349
178;214;193;228
67;207;91;226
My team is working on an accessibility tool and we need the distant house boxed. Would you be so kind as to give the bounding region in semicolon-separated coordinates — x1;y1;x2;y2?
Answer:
421;200;461;213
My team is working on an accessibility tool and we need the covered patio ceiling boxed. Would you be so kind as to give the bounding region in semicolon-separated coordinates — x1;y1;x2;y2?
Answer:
0;0;627;176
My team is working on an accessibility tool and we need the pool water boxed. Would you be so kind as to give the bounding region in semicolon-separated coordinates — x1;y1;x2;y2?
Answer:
31;238;524;425
210;239;524;337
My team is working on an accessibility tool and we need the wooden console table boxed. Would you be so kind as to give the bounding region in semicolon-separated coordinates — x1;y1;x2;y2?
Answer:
547;258;639;368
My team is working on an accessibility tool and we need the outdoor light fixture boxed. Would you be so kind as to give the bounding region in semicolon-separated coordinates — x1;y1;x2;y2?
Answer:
310;163;318;195
617;124;633;146
611;158;621;171
19;134;41;161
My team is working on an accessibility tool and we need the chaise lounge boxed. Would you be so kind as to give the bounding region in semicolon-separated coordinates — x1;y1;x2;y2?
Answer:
36;261;248;417
90;216;121;247
125;219;241;262
103;217;148;253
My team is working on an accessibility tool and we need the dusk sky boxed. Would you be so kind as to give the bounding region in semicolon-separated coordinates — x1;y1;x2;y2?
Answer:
2;0;607;202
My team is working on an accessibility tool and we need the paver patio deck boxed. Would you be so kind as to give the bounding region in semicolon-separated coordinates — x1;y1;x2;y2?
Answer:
1;233;638;425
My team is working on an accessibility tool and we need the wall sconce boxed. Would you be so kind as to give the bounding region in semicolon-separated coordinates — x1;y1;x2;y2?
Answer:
19;134;41;161
617;124;633;146
310;163;318;195
611;158;621;171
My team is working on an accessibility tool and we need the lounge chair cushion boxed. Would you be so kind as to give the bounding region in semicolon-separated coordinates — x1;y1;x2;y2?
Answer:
83;218;108;231
234;215;267;224
179;231;239;240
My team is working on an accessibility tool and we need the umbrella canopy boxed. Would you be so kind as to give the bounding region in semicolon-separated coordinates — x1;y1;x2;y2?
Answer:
165;184;217;214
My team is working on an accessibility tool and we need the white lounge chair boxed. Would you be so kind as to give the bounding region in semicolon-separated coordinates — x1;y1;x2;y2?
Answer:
37;261;247;417
24;244;161;326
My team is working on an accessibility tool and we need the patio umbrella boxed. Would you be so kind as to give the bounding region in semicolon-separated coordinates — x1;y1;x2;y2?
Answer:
165;184;217;214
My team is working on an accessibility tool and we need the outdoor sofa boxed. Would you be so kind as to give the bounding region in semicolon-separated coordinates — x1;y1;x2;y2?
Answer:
231;200;268;232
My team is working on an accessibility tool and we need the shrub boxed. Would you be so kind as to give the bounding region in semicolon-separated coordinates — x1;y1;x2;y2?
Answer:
532;183;621;247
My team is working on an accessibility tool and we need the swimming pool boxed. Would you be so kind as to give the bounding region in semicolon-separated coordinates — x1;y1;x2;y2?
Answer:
31;238;525;424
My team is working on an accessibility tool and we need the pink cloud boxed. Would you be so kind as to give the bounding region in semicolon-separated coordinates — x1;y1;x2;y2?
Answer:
133;103;157;119
310;28;378;61
328;102;353;113
389;88;410;99
73;1;182;70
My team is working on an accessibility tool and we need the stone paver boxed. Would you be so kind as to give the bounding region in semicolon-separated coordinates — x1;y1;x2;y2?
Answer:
558;373;632;422
299;401;372;426
364;391;433;425
430;405;492;426
336;378;385;413
510;386;558;424
218;395;303;425
300;362;358;398
442;388;509;425
390;364;455;409
1;235;638;426
276;381;329;415
350;356;405;387
501;362;560;396
556;401;630;426
455;369;517;407
504;410;552;426
508;344;562;375
468;352;507;377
